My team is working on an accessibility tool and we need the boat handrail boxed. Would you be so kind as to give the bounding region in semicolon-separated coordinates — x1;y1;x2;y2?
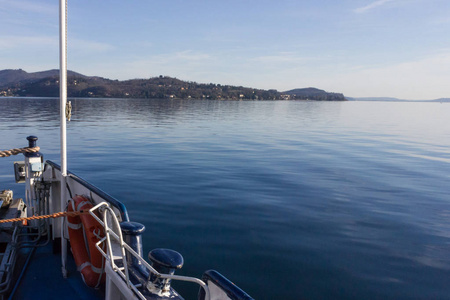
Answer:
89;202;211;300
44;160;129;222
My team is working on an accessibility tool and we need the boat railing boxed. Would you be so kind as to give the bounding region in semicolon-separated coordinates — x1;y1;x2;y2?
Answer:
44;161;129;222
89;202;211;300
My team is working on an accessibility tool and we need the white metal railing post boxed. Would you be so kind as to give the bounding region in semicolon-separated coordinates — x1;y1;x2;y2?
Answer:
59;0;68;278
89;203;211;300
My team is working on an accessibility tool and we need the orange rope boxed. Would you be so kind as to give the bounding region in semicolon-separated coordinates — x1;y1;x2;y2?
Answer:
0;210;90;224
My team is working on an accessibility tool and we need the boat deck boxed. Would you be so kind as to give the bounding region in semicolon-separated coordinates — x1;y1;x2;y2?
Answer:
11;240;104;299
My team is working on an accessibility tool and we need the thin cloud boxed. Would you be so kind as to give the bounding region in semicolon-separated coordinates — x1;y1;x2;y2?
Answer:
354;0;396;13
252;52;310;64
80;51;215;80
431;16;450;25
0;36;57;50
0;0;56;15
172;51;212;62
320;50;450;99
70;39;115;52
147;51;213;64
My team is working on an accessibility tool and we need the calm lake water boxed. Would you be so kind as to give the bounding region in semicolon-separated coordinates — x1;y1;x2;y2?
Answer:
1;98;450;299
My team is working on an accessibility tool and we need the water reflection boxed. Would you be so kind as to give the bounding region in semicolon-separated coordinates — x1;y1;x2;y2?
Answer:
1;98;450;299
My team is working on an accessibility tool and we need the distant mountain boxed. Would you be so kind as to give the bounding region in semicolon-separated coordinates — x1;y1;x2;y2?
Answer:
0;69;86;88
283;88;346;101
0;69;346;101
346;97;408;102
430;98;450;102
347;96;450;102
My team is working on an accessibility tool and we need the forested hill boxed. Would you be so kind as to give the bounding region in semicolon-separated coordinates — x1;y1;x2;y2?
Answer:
0;69;347;101
283;88;346;101
0;69;86;87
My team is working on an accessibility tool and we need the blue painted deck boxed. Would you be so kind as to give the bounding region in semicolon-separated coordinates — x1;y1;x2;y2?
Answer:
11;241;104;300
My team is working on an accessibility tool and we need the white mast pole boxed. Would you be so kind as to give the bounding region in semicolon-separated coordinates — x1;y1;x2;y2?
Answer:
59;0;68;278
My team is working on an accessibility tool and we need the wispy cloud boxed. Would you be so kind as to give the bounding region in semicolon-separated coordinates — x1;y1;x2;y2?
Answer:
135;51;213;65
320;50;450;99
75;50;215;80
0;36;114;56
252;52;310;64
0;36;57;51
70;39;115;52
171;51;212;62
431;16;450;25
0;0;56;15
354;0;396;14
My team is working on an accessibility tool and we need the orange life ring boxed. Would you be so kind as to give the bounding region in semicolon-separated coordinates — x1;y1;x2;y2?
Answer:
67;195;105;288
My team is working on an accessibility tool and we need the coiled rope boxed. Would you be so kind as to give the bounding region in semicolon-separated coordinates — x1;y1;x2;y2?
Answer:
0;146;40;158
0;210;90;224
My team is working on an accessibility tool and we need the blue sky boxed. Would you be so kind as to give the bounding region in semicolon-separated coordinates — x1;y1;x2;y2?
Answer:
1;0;450;99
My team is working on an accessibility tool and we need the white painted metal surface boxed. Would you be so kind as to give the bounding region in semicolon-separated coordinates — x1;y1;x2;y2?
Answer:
59;0;68;278
89;202;211;300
